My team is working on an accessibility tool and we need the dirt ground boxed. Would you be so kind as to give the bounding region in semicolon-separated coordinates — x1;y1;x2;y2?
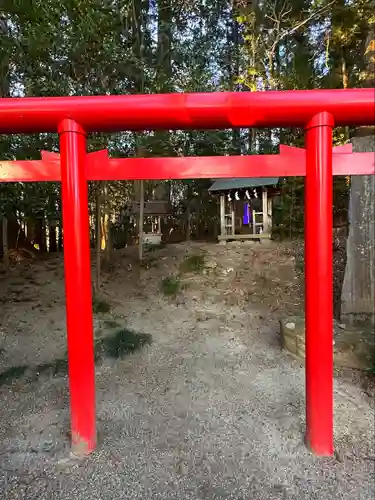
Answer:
0;241;374;500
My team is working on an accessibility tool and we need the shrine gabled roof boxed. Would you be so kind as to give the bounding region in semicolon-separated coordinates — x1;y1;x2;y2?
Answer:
208;177;279;192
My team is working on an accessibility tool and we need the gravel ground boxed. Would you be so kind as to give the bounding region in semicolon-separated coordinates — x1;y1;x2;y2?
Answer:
0;242;374;500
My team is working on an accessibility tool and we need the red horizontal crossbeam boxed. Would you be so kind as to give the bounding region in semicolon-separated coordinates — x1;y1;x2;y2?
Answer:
0;89;374;133
0;145;373;183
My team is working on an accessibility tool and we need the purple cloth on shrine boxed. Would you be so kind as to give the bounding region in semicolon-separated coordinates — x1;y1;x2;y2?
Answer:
243;203;252;224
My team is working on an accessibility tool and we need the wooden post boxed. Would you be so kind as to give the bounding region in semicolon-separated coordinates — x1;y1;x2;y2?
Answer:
231;202;235;236
252;210;257;235
157;216;161;235
220;195;225;237
95;184;101;293
101;180;112;267
2;216;9;270
262;188;269;233
340;27;375;326
186;203;191;241
341;135;375;326
267;197;273;234
138;180;144;262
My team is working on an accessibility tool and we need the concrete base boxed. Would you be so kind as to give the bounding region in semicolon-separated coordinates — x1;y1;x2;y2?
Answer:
218;233;272;241
280;316;375;371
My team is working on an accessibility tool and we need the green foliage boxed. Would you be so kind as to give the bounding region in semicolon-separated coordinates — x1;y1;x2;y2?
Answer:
140;256;159;269
161;276;181;296
180;254;205;273
273;178;305;238
97;328;152;359
0;365;28;387
35;358;68;377
103;319;122;329
0;326;151;387
93;296;111;314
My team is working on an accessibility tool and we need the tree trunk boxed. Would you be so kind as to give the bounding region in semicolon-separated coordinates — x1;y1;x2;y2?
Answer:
340;28;375;326
0;14;9;98
49;224;58;252
138;180;145;262
228;11;241;154
35;217;47;252
0;215;36;253
47;192;58;252
186;204;191;241
154;0;172;156
2;217;9;269
341;135;375;326
58;224;63;251
157;0;172;92
101;181;112;266
95;184;101;292
0;13;12;263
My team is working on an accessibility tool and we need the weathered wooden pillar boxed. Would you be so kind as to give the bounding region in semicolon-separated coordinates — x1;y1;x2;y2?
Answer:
267;197;273;234
138;180;144;262
262;188;269;233
252;210;257;235
220;194;225;237
341;134;375;326
231;202;235;236
341;26;375;326
1;216;9;270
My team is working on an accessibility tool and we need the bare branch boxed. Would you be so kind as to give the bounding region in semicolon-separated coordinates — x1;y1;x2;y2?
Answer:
268;0;337;56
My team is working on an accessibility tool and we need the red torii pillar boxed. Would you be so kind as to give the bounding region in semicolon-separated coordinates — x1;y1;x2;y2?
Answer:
305;112;334;455
59;120;96;454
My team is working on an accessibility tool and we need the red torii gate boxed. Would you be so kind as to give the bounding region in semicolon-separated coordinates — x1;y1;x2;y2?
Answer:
1;143;374;182
0;89;374;458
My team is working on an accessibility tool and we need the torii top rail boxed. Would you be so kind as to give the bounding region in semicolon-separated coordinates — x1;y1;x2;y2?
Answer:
1;88;374;460
0;88;374;133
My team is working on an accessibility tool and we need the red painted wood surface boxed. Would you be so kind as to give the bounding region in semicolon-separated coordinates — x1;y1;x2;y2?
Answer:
59;120;96;455
0;89;374;133
304;113;334;456
0;146;373;183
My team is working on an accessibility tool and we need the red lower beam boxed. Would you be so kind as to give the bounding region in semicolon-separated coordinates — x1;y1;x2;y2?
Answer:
93;150;374;180
59;119;96;455
0;159;60;182
0;147;373;183
305;112;334;456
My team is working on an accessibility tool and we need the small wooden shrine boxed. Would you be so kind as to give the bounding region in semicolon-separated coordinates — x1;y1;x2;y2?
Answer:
208;177;279;241
132;181;172;258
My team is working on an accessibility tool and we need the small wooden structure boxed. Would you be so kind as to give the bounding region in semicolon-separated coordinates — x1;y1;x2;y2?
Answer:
132;200;171;246
131;200;171;216
209;177;279;241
